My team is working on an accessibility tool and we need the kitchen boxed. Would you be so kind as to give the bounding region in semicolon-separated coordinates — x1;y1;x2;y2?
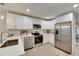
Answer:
0;3;78;56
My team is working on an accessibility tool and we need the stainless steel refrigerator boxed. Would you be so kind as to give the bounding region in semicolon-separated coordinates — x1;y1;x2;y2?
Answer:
55;21;72;54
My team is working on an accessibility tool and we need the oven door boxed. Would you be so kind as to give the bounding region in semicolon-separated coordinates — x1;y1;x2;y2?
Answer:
35;36;43;44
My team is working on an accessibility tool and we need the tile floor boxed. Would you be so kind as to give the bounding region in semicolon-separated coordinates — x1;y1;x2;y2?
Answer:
23;43;71;56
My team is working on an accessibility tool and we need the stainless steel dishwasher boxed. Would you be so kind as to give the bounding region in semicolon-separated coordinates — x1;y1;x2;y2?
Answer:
24;36;34;50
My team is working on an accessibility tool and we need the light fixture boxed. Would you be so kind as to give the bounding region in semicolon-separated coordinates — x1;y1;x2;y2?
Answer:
0;3;5;20
46;16;50;19
73;4;78;8
0;15;4;19
26;9;30;12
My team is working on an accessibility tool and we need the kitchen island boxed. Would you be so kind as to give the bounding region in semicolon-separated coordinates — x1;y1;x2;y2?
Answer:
0;35;34;56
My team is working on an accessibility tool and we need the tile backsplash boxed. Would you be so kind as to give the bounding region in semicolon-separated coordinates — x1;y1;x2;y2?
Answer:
26;29;55;34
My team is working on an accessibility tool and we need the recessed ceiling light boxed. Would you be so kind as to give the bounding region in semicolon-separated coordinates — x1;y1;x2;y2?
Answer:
26;9;30;12
73;4;78;8
0;15;4;19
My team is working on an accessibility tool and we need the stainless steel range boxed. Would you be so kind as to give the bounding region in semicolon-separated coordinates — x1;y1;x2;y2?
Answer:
32;31;43;44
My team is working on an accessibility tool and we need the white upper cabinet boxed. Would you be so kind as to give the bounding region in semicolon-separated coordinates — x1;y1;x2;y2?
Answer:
7;13;17;29
62;13;73;21
41;20;52;29
40;20;46;29
56;13;73;23
7;12;33;29
7;12;57;29
32;19;41;25
7;12;23;29
51;20;56;29
15;15;23;29
22;16;33;29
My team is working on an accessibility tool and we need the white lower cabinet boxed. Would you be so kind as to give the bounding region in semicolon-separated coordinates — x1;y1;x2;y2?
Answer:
43;34;48;44
47;34;55;44
43;33;55;44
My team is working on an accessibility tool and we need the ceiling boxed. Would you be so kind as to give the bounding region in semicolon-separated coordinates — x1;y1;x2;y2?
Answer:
0;3;78;20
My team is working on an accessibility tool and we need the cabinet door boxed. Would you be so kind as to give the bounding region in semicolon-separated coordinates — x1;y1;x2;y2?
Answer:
41;20;51;29
47;34;55;44
16;15;23;29
7;13;16;29
23;16;33;29
28;18;33;29
46;21;52;29
33;19;41;24
41;20;46;29
51;20;56;29
43;34;48;44
56;13;73;23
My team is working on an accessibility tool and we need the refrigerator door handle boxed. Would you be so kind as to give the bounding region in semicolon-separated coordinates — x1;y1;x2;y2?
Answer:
55;29;59;34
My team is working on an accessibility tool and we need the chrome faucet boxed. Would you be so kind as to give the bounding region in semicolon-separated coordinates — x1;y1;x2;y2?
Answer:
0;31;10;43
